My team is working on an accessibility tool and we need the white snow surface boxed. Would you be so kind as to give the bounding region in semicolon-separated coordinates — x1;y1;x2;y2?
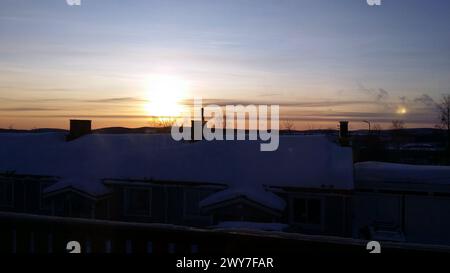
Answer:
212;221;288;231
355;161;450;185
0;133;354;207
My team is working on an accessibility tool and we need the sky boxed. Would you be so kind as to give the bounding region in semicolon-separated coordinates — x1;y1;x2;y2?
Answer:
1;0;450;130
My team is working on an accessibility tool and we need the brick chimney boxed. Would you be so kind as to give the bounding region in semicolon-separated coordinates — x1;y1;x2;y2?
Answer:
66;119;92;141
339;121;349;146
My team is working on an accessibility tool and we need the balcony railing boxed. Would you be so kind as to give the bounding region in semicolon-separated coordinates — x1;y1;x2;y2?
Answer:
1;212;449;254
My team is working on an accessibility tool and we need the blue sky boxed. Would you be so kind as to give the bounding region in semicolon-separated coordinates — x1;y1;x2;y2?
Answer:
1;0;450;129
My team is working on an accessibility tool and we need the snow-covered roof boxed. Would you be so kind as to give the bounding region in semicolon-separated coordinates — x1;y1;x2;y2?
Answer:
355;161;450;185
0;133;354;207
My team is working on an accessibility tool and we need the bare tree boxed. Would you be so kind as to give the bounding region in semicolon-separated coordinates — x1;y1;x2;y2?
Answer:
390;120;406;150
306;123;316;131
148;117;176;128
157;118;177;128
391;120;405;130
437;94;450;146
437;95;450;129
282;120;295;132
372;124;383;135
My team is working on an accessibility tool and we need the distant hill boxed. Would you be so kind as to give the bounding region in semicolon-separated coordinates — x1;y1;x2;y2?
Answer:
0;126;169;134
31;128;68;133
0;126;445;136
0;128;68;133
93;127;169;134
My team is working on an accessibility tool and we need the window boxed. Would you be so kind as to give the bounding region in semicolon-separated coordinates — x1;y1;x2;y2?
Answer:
292;198;322;225
0;181;13;207
125;188;152;216
183;188;210;217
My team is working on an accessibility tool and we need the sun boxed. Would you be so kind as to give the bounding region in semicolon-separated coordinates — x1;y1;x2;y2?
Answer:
143;75;188;119
396;106;407;115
